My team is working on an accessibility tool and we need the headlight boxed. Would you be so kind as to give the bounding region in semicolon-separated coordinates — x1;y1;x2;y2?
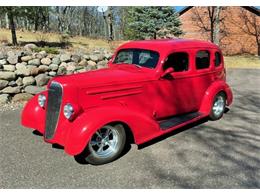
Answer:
38;94;46;108
63;103;74;119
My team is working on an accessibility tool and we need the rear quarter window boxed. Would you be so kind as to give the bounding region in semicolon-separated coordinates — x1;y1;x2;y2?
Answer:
196;51;210;70
215;52;222;67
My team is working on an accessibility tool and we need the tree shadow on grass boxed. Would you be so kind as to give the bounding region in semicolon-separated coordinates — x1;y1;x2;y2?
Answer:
19;41;72;49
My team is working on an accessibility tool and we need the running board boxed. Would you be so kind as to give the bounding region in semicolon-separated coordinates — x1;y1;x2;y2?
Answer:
159;112;202;130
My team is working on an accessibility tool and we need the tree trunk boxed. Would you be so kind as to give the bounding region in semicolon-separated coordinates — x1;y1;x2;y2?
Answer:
214;6;221;45
153;32;157;39
5;13;9;29
8;11;17;45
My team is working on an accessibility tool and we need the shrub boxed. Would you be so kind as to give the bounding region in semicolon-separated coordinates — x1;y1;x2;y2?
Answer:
32;47;59;54
35;33;50;45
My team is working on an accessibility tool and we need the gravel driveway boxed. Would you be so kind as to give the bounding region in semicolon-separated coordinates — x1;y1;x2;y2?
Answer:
0;68;259;188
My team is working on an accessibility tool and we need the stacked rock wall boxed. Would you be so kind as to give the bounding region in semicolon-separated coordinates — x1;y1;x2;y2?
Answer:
0;48;112;104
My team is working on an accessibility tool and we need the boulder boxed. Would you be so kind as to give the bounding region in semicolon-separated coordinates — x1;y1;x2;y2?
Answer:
71;55;81;63
24;43;37;51
83;55;90;60
97;60;107;66
0;94;9;104
41;57;52;65
97;65;105;69
24;85;45;95
15;68;30;76
60;54;71;62
39;51;47;58
0;51;7;59
97;54;105;61
0;59;7;65
35;74;50;86
49;64;59;71
66;63;76;74
48;71;57;76
16;62;27;70
89;54;99;62
0;80;9;90
60;62;67;67
77;68;87;73
23;76;35;86
47;54;55;59
1;86;21;94
52;57;61;65
28;67;39;76
8;81;17;87
28;58;41;66
3;65;16;71
86;65;97;71
7;53;18;65
21;55;33;62
78;59;88;66
104;53;113;59
57;66;66;75
0;72;16;81
12;93;34;102
15;77;23;86
38;65;49;73
87;60;96;66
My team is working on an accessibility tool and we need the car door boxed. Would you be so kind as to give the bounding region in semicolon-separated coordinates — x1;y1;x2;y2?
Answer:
153;51;198;119
190;49;215;109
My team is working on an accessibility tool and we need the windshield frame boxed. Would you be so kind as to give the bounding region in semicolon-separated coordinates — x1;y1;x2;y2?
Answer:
112;48;160;69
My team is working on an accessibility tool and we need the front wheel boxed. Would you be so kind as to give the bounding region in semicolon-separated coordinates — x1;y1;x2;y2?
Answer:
209;92;226;120
76;124;126;165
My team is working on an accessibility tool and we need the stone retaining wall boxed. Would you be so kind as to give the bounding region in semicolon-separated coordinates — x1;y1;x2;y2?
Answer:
0;46;112;104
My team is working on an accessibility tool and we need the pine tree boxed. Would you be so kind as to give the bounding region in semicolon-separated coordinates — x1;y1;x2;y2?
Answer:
125;7;183;40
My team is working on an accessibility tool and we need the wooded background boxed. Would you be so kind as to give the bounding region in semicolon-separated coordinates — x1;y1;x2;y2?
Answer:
0;6;183;45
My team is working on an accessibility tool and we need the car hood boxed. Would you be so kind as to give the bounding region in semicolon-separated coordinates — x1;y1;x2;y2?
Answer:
51;65;156;88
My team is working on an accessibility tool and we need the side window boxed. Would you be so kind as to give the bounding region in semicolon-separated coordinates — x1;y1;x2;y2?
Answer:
196;51;210;70
215;52;222;67
163;52;189;72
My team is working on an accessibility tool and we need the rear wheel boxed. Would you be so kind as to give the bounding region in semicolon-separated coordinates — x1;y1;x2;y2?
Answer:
76;124;126;165
209;92;226;120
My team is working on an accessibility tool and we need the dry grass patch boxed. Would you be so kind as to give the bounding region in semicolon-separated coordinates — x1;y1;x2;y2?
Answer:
224;55;260;69
0;28;126;52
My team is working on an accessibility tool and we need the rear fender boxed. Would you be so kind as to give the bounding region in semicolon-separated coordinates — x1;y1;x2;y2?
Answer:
199;81;233;115
64;106;159;156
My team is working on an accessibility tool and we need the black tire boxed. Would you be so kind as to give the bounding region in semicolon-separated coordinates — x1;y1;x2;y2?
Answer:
209;92;226;121
75;124;126;165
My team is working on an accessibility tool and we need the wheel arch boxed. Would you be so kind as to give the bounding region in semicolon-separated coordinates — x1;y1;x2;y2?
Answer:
64;106;158;156
199;81;233;115
106;121;135;144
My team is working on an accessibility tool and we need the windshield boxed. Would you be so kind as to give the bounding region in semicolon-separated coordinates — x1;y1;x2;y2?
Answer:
113;49;160;69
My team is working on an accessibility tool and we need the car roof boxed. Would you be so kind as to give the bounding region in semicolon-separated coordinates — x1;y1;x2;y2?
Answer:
118;39;220;53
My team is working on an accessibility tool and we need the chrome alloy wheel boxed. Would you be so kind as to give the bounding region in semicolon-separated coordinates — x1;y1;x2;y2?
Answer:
89;125;120;158
212;95;225;117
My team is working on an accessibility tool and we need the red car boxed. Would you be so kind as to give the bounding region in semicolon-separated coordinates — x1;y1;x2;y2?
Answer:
21;39;233;165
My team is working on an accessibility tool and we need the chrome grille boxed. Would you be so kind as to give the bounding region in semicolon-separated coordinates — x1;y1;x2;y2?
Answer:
45;82;63;140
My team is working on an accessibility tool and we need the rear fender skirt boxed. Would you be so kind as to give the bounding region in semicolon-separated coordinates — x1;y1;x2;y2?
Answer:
64;106;159;156
199;81;233;115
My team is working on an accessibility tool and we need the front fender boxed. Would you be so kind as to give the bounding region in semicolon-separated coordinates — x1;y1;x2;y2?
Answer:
21;91;47;133
199;81;233;114
64;106;159;156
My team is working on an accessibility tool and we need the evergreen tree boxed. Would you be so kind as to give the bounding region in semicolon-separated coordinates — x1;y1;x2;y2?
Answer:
125;7;183;40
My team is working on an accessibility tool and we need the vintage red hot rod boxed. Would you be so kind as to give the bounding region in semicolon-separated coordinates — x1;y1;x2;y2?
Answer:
21;39;233;165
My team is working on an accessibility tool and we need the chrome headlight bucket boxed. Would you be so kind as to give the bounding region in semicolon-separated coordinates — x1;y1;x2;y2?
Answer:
38;94;46;108
63;103;74;119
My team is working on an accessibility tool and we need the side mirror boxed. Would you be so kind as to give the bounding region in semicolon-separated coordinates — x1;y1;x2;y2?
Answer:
161;67;174;78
